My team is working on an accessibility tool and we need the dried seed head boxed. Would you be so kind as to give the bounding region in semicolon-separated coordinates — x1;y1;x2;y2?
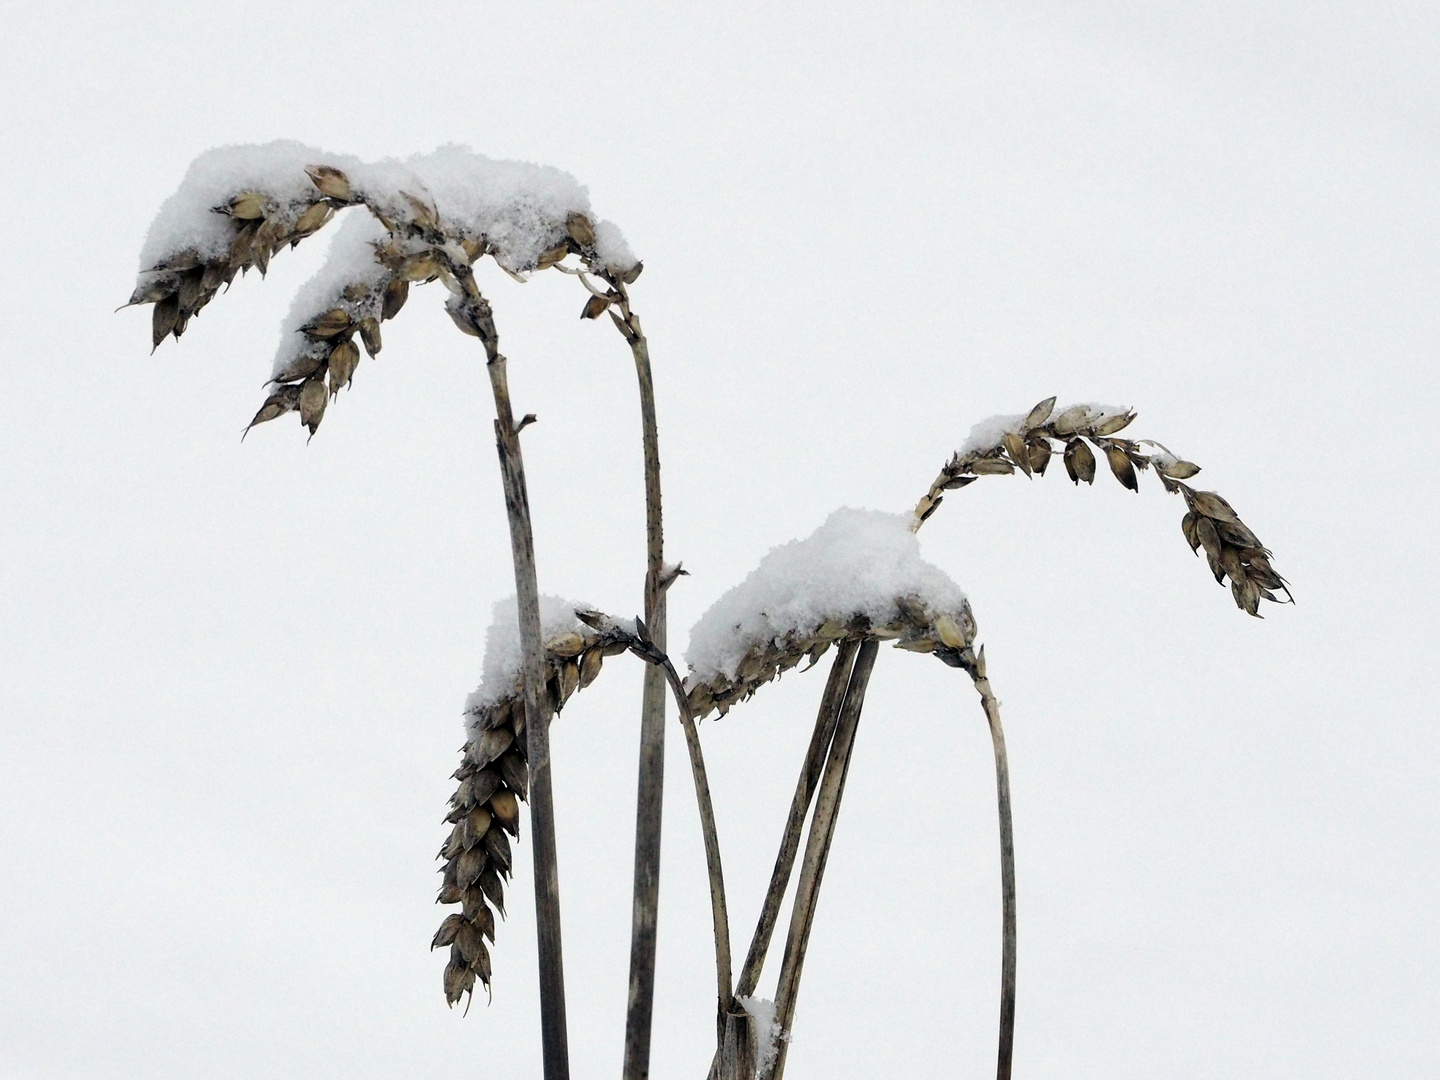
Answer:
303;308;352;340
381;278;409;321
1187;489;1239;523
151;294;179;349
1024;396;1057;429
292;200;333;236
1105;445;1139;491
536;242;569;269
1092;411;1136;437
298;378;328;434
327;340;360;396
1064;438;1096;484
565;212;596;248
1003;432;1032;476
489;789;520;835
359;317;382;357
581;294;610;320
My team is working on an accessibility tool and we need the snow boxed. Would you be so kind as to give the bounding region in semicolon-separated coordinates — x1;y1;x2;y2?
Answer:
271;210;390;379
959;402;1131;454
684;509;969;684
737;995;783;1079
138;140;637;279
464;595;592;719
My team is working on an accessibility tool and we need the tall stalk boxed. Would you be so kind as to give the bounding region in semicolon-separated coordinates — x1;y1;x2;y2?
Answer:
762;639;880;1080
459;285;571;1080
966;648;1015;1080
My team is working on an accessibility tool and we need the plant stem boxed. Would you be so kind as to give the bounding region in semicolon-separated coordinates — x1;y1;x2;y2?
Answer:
617;310;670;1080
468;292;570;1080
969;659;1016;1080
736;640;859;999
651;656;734;1023
762;639;879;1080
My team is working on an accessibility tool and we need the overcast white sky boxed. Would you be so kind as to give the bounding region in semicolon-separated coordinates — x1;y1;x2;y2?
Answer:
2;3;1437;1078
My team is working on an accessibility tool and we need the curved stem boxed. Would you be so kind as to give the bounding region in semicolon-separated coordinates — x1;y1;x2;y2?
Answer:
969;654;1016;1080
736;640;859;999
763;639;880;1080
651;660;734;1021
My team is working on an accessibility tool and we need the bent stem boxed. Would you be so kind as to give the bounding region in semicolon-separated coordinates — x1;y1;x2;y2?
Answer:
610;296;671;1080
967;648;1015;1080
463;287;570;1080
736;640;860;999
762;639;880;1080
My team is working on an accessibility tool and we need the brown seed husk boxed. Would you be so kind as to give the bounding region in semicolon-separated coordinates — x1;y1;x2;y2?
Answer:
489;789;520;835
566;212;596;248
1064;438;1096;484
298;378;328;433
359;317;382;357
1105;445;1139;491
152;295;179;348
327;340;360;396
305;165;353;201
382;278;409;320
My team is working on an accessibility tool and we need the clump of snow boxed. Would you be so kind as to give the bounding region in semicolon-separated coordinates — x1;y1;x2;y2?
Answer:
139;140;638;279
271;210;391;379
138;140;361;270
684;509;969;684
737;996;784;1079
959;401;1132;454
465;595;592;719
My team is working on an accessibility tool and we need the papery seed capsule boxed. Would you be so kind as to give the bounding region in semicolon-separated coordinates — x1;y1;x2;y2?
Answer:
1023;396;1057;429
229;221;258;270
478;865;506;915
399;190;439;230
483;826;512;874
460;884;487;920
327;340;360;396
401;254;441;282
432;913;464;949
298;378;327;434
489;789;520;836
1064;438;1096;484
1105;445;1139;491
470;900;496;943
566;212;596;248
461;236;487;261
1231;573;1261;616
497;752;528;798
447;304;481;337
536;243;569;269
1028;439;1052;474
462;807;493;849
581;294;610;320
455;921;486;965
172;311;190;339
1160;459;1201;480
1051;404;1092;435
474;727;514;769
382;278;409;320
127;275;177;306
292;200;332;236
1189;489;1239;522
469;938;493;984
1195;516;1222;560
546;631;586;657
1181;511;1201;552
457;846;486;887
444;955;476;1006
1220;546;1245;581
1093;411;1136;436
621;261;644;284
578;648;604;689
934;614;966;649
558;660;580;705
969;457;1015;476
896;637;937;652
227;191;268;220
460;768;503;809
1003;432;1031;475
359;317;381;357
304;308;352;339
305;165;353;201
272;352;324;384
151;295;179;348
437;880;462;905
1215;518;1261;549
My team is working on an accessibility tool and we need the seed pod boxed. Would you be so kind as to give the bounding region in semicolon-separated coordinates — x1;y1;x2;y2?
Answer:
469;900;496;943
1188;489;1239;522
482;825;512;874
455;920;487;966
1247;555;1285;590
1215;518;1261;550
460;884;487;920
578;647;604;689
467;937;493;985
489;789;520;836
1023;396;1057;429
432;913;464;950
581;294;610;319
292;200;333;236
304;308;352;339
1181;511;1201;552
456;846;486;887
688;683;715;718
305;165;353;201
1051;404;1092;435
447;304;481;337
546;631;586;658
1028;439;1052;474
444;954;477;1006
896;637;937;652
252;217;282;275
1159;458;1201;480
1003;432;1031;476
399;190;439;230
381;278;409;320
934;614;967;649
497;751;528;798
969;457;1015;476
176;267;205;313
1231;573;1261;616
151;294;179;348
566;212;596;248
224;191;267;220
1064;438;1096;484
536;242;569;269
461;236;487;261
473;727;514;769
1105;445;1139;491
558;659;580;705
1093;411;1136;436
229;221;258;269
327;340;360;396
298;378;327;434
127;275;178;306
462;806;493;849
1220;546;1245;582
437;880;463;905
1194;516;1222;560
359;317;382;357
478;865;506;915
621;261;644;284
270;351;323;385
459;768;503;809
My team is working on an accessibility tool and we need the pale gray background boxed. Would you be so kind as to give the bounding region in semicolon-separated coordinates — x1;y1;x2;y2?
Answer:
1;3;1436;1077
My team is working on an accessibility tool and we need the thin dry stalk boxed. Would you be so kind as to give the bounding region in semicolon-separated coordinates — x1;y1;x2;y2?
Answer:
762;639;881;1080
736;640;860;999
